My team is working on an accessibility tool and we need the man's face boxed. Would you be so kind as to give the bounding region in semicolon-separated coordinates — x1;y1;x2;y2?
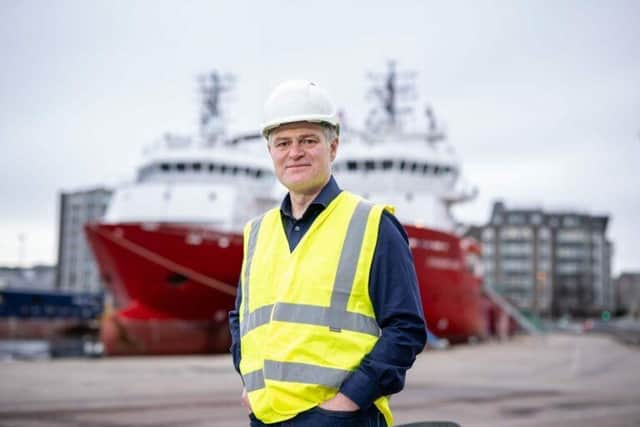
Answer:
268;122;338;196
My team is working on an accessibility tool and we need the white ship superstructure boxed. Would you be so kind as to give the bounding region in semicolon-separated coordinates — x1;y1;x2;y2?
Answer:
105;133;281;231
335;129;475;232
106;127;475;233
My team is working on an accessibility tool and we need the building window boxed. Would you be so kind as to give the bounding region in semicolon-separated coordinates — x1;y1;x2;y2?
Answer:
538;227;550;240
557;262;581;274
563;216;580;227
557;229;587;243
557;246;580;258
538;260;551;271
538;244;551;257
500;226;532;239
507;214;526;225
502;258;532;272
482;228;494;240
500;242;533;256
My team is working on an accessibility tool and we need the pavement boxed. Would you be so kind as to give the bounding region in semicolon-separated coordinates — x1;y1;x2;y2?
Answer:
0;333;639;427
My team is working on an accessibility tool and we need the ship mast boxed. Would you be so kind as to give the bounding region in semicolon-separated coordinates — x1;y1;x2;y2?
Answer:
198;71;234;145
365;61;446;143
425;106;446;143
365;61;415;135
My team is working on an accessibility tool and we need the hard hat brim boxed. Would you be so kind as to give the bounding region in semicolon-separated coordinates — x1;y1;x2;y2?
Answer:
261;115;340;139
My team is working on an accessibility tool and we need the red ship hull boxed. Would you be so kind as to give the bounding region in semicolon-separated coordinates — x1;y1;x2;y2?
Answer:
85;222;489;355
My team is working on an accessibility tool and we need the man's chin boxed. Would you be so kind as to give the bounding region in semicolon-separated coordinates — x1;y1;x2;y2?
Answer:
285;181;323;195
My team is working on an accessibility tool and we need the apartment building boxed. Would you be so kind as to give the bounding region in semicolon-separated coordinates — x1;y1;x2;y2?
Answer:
55;187;112;293
479;201;612;317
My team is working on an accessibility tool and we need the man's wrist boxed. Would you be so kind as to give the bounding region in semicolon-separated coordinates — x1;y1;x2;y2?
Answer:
339;369;381;409
320;392;359;411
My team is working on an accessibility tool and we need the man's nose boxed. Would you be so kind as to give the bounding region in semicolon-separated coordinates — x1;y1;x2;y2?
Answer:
288;141;305;157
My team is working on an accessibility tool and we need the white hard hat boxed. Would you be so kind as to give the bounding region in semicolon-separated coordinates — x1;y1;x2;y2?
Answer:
261;80;339;138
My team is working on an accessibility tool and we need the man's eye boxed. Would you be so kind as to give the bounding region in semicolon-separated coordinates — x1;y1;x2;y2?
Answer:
302;139;317;145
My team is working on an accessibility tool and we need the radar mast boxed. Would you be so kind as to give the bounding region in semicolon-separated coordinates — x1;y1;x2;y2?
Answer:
198;71;234;145
365;61;446;143
365;61;415;135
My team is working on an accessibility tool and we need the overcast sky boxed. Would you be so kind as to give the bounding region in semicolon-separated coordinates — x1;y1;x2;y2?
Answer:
1;0;638;275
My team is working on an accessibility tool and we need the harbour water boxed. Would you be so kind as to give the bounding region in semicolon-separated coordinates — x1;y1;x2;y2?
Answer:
0;332;639;427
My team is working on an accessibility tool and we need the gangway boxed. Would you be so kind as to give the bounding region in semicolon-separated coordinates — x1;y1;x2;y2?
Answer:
483;283;543;336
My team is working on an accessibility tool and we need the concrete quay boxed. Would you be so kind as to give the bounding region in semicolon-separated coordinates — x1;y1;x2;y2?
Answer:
0;333;639;427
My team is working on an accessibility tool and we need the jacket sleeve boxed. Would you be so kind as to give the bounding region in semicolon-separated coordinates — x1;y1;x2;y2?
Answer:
339;211;427;408
228;282;242;376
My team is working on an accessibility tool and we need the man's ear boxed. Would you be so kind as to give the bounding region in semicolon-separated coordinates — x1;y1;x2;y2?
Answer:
330;137;339;160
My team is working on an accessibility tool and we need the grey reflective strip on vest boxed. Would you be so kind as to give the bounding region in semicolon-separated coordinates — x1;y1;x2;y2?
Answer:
264;360;350;390
272;302;379;336
243;369;265;392
244;361;351;392
329;201;373;331
241;216;263;331
241;304;273;337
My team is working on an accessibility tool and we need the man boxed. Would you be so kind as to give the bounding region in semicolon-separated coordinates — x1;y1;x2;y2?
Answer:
229;80;426;426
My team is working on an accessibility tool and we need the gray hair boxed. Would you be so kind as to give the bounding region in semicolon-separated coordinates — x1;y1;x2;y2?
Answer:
320;123;339;143
267;122;339;144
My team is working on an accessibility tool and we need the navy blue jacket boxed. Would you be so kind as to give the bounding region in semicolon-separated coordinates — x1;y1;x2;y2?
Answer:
229;176;427;409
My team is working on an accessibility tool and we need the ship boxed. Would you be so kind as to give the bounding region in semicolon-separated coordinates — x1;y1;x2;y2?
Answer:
0;288;102;339
85;64;490;355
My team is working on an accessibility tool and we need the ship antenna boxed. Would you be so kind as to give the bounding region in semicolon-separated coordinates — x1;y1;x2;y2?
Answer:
425;105;446;143
365;60;415;136
198;70;234;145
384;61;397;126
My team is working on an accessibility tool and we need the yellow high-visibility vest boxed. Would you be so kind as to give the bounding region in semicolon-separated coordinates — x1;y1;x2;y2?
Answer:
239;191;394;425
